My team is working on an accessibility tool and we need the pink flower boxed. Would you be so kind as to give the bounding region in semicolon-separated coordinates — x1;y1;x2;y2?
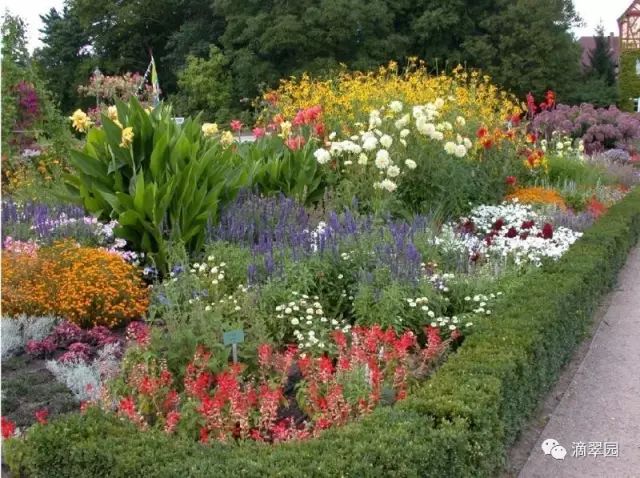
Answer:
252;127;266;139
285;135;306;150
164;411;181;434
230;120;242;132
35;408;48;425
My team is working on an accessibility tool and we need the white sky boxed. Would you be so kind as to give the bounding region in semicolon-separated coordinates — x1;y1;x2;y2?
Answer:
1;0;636;52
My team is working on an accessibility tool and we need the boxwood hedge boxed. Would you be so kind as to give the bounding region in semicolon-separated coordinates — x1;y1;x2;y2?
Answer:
5;187;640;478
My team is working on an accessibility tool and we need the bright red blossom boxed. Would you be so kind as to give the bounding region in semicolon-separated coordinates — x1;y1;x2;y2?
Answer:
2;417;16;439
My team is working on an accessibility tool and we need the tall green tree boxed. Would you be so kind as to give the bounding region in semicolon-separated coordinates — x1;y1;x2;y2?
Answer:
172;45;233;122
461;0;582;98
588;24;617;87
34;6;93;113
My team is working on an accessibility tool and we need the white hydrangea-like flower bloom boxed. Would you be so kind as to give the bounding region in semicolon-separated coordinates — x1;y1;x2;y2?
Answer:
330;140;362;156
444;141;457;155
389;100;403;113
435;97;445;108
432;131;444;141
314;148;331;164
404;159;417;169
395;114;410;130
358;153;368;165
375;149;391;169
454;144;467;158
387;165;400;177
400;129;410;138
463;137;473;149
456;116;466;127
379;178;397;192
362;134;378;151
380;134;393;148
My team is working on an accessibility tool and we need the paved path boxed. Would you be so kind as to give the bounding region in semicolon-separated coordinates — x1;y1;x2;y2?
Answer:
519;246;640;477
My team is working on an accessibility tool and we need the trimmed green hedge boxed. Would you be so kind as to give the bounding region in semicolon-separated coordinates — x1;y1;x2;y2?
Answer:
5;187;640;478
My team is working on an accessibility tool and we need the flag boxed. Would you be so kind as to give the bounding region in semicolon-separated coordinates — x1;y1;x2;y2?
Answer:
150;54;160;106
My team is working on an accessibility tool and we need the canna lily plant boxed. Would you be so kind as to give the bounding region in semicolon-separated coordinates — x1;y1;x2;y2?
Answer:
64;98;251;274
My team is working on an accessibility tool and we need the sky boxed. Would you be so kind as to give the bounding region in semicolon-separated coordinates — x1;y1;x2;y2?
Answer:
1;0;637;52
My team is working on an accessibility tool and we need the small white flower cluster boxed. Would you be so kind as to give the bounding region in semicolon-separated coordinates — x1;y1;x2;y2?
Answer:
540;133;584;159
191;255;227;286
276;293;350;353
429;292;502;331
204;285;248;313
405;296;436;320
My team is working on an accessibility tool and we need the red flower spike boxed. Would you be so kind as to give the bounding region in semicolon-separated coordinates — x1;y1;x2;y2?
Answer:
1;417;16;439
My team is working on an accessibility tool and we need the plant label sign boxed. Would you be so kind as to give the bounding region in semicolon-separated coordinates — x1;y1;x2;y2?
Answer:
223;329;245;345
223;329;245;363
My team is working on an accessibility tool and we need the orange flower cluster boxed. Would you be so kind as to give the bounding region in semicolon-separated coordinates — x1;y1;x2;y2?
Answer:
2;242;149;328
476;126;515;150
505;187;567;209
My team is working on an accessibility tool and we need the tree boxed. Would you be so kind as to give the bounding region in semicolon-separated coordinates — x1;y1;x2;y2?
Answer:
34;6;93;113
461;0;582;98
172;45;233;122
589;24;617;87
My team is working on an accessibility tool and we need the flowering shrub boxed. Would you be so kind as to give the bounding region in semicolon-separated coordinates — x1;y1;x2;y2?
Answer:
265;60;520;130
531;103;640;154
505;187;567;209
77;72;153;105
2;242;149;328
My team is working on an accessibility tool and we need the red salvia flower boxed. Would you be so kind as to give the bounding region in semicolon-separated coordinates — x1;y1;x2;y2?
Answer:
1;417;16;439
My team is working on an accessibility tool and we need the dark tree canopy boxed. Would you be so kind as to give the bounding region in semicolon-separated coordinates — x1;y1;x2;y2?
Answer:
33;0;587;116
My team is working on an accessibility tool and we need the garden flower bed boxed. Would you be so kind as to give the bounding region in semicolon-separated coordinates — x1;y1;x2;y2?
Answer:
2;65;640;476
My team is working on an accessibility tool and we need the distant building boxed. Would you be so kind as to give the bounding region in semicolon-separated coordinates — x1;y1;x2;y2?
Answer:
619;0;640;50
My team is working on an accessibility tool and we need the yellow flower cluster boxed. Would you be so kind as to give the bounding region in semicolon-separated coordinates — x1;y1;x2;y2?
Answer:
201;122;219;137
265;60;521;130
69;109;93;133
120;127;134;148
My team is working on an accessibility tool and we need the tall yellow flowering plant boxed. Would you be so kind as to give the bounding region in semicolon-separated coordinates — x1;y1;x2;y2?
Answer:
261;59;521;131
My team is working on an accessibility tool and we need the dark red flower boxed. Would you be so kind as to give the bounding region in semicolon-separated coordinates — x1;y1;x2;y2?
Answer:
521;220;535;230
506;227;518;238
505;175;517;187
541;223;553;239
492;218;505;230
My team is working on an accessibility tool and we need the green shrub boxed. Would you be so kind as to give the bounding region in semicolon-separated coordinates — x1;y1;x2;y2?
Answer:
6;188;640;477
